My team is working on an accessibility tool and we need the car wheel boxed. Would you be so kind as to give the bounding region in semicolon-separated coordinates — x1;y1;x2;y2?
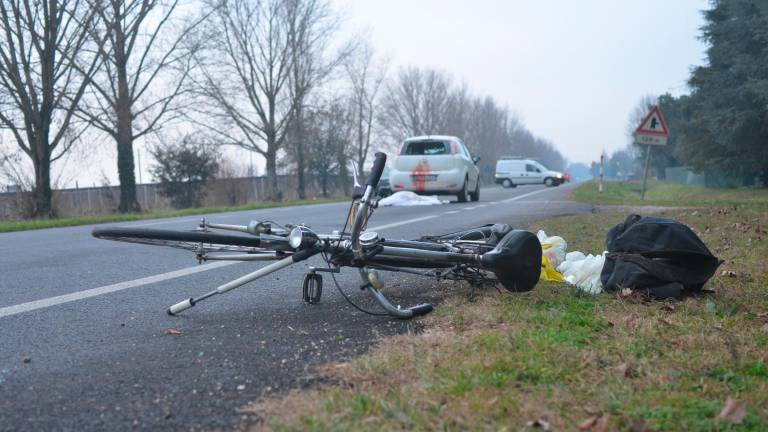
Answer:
501;178;512;188
469;179;480;202
456;179;468;203
544;177;554;187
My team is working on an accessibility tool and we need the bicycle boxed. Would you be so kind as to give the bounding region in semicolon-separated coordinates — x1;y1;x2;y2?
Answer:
92;153;542;319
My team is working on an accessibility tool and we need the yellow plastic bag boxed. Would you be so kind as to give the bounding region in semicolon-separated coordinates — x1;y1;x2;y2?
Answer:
540;243;565;282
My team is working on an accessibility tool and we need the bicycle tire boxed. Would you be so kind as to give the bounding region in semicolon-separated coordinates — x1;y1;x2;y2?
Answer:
92;227;264;253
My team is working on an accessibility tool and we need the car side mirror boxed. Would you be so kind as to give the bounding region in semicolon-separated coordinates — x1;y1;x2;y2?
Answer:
472;156;481;164
536;168;541;173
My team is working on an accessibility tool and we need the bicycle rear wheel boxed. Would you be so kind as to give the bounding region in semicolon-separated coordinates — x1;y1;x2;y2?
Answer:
92;227;265;253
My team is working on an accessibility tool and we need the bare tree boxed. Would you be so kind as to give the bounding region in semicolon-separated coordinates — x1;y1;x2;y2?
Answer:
284;0;346;199
344;40;387;177
0;0;104;217
191;0;295;200
379;66;452;140
78;0;204;213
304;98;351;197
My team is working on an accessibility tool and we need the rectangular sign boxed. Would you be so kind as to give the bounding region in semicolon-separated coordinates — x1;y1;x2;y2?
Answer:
634;133;668;146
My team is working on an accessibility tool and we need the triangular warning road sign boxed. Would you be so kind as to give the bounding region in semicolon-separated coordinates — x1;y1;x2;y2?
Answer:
635;106;669;136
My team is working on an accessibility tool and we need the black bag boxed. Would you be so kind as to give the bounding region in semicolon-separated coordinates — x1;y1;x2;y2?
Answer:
600;214;722;299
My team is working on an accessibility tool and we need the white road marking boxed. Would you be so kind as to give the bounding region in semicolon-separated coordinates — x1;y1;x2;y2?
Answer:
2;187;560;318
0;261;237;319
501;187;555;203
125;217;202;227
369;215;439;231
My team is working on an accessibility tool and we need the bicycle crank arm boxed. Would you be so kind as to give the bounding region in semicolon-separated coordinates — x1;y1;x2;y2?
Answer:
167;247;320;315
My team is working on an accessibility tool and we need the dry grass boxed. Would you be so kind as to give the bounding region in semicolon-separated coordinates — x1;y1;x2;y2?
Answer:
244;203;768;431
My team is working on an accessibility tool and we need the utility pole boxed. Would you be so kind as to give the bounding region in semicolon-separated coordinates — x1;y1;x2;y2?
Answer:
599;153;604;194
137;149;143;184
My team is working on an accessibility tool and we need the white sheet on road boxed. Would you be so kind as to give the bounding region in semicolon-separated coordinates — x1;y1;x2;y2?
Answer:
378;191;446;207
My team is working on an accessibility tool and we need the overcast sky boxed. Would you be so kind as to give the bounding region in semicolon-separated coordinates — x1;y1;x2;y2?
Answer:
334;0;709;165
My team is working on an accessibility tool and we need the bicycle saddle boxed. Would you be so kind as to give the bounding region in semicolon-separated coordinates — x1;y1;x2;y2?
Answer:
480;229;542;292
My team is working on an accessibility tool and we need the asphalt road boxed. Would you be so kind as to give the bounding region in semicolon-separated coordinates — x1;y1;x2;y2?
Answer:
0;184;591;431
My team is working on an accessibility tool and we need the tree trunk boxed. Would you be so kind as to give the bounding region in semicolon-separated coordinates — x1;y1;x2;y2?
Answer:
116;117;139;213
32;150;53;218
266;147;280;201
321;173;328;198
295;115;306;199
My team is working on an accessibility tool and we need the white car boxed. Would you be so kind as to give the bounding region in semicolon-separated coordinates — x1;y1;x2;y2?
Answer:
494;158;566;188
389;135;481;202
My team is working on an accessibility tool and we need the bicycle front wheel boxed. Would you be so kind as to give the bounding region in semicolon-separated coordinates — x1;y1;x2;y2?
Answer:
92;227;266;253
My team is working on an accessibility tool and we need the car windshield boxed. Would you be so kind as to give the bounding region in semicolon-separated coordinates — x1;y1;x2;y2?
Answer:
401;141;449;155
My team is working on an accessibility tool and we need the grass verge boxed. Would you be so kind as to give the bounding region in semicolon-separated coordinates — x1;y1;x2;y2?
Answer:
246;203;768;431
571;180;768;206
0;197;345;234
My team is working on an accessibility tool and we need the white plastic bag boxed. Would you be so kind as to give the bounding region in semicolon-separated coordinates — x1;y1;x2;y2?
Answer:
536;230;567;268
556;251;606;294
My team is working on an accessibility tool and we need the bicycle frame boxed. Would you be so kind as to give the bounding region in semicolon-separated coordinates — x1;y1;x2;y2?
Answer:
116;151;542;319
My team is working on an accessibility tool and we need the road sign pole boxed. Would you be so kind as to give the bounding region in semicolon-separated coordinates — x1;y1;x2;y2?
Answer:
640;144;652;200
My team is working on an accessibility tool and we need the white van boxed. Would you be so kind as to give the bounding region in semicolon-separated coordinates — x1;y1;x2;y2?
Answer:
494;158;566;188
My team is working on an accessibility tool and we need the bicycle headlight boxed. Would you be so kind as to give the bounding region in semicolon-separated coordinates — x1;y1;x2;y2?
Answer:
289;226;318;249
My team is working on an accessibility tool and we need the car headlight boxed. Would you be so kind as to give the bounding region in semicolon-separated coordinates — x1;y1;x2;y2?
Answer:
289;226;318;249
556;173;563;178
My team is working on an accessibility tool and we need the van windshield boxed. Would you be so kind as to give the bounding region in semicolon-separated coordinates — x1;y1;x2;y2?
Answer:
401;141;449;155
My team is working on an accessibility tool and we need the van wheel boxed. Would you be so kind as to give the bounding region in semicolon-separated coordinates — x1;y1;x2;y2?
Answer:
469;179;480;202
501;179;513;188
457;179;469;203
544;177;554;187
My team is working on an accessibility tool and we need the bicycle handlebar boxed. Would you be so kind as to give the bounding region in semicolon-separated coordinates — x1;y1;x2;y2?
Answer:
365;152;387;188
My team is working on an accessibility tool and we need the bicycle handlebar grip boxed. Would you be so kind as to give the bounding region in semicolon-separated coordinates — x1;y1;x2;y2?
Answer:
366;152;387;188
167;298;194;315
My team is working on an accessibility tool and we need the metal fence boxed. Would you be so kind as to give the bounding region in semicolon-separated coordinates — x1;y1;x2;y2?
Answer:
0;174;350;220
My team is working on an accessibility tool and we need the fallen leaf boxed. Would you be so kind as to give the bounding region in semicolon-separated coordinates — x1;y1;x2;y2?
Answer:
616;362;639;378
619;288;633;298
760;323;768;334
164;329;183;336
630;418;656;432
717;397;746;424
525;416;550;430
623;314;639;330
661;303;676;311
594;413;610;432
577;415;599;430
